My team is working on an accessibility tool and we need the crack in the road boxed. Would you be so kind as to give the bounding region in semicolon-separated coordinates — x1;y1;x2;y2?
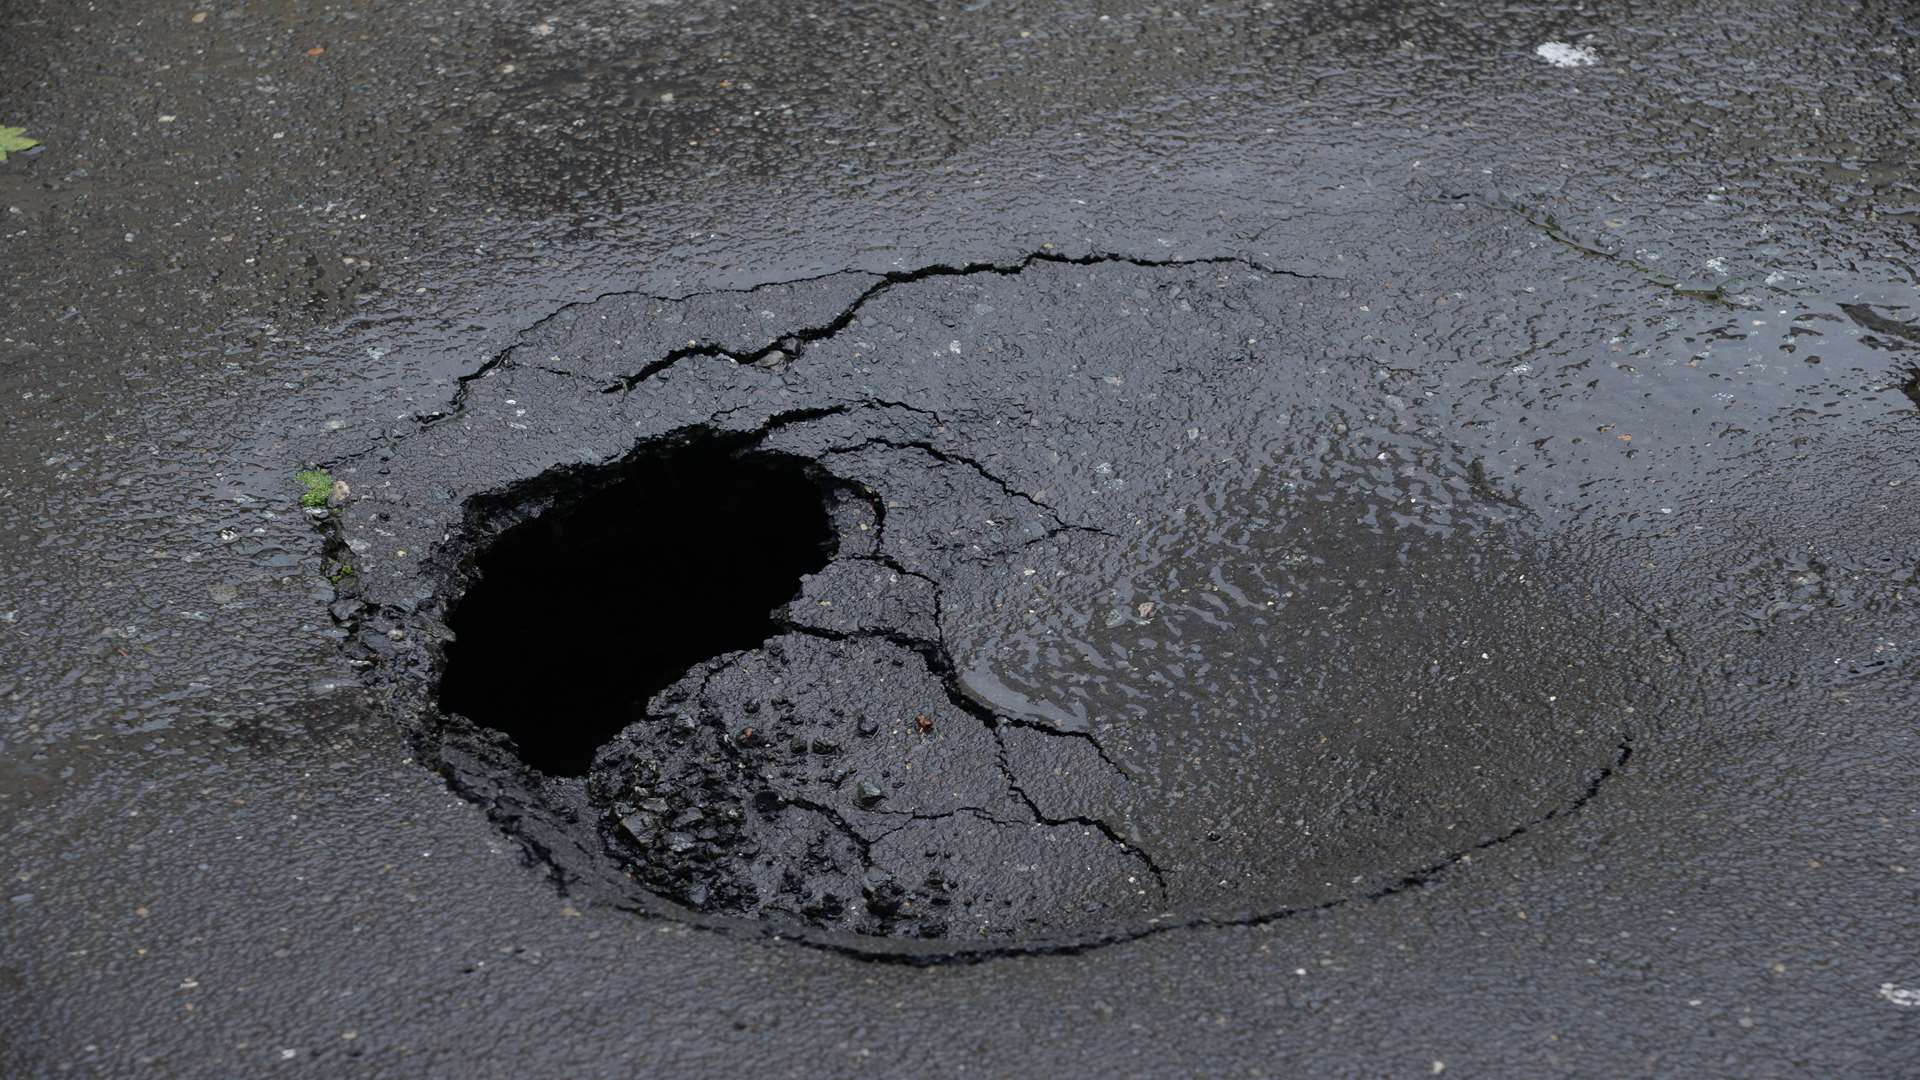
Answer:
767;605;1157;887
819;436;1111;540
777;734;1637;965
1440;192;1761;308
778;793;879;860
601;250;1331;394
991;726;1170;899
323;248;1325;471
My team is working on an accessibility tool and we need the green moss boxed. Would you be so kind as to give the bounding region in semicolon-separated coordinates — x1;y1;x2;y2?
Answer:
327;561;357;585
297;469;333;509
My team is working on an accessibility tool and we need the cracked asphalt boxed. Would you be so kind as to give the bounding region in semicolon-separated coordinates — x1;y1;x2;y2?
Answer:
5;0;1920;1076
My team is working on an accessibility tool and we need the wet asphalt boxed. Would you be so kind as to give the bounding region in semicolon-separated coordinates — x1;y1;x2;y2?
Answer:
4;0;1919;1075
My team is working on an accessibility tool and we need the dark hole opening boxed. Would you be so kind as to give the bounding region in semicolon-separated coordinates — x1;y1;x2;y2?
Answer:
438;443;835;776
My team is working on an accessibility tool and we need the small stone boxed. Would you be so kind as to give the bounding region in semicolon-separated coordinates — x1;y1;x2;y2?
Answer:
664;832;697;854
856;718;879;737
326;480;350;508
207;582;238;604
856;781;885;807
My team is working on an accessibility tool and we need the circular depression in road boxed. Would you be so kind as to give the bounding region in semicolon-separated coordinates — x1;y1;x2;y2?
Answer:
400;258;1665;954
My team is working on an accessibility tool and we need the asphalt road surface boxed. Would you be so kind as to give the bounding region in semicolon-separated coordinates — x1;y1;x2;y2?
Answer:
3;0;1918;1075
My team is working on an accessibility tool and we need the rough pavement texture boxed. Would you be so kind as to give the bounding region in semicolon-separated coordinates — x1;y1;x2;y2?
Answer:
4;0;1920;1075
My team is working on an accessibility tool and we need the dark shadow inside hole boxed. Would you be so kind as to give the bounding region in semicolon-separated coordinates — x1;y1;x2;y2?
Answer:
439;443;835;776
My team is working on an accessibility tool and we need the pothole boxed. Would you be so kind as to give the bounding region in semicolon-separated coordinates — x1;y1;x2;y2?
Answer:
364;257;1680;958
437;440;835;776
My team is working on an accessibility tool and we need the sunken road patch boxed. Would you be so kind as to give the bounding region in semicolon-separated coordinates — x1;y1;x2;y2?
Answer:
329;255;1683;957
